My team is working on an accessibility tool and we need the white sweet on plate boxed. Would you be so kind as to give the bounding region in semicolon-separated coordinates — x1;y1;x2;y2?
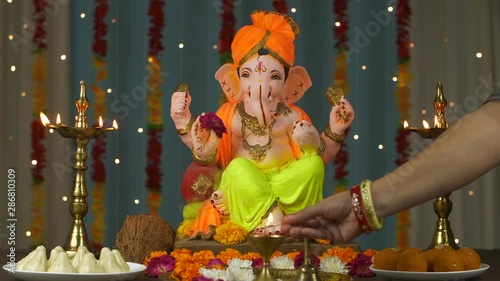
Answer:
47;252;76;273
77;252;105;273
16;245;47;272
99;247;122;273
47;246;65;267
112;249;130;272
71;245;90;269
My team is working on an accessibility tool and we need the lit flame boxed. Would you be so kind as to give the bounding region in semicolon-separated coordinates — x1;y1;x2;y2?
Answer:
403;120;409;129
56;113;61;125
39;112;50;126
99;116;103;128
423;120;430;129
434;115;438;127
112;119;118;129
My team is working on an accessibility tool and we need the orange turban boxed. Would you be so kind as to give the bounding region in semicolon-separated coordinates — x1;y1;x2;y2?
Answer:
231;11;299;68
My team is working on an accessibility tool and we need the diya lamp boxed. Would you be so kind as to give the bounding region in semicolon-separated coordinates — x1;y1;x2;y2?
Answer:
404;82;459;250
40;81;118;256
247;213;286;281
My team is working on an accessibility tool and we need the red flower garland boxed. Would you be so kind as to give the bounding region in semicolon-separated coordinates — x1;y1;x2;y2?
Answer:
218;0;235;65
146;0;166;215
395;0;412;249
90;0;109;250
272;0;289;14
31;0;49;247
332;0;350;193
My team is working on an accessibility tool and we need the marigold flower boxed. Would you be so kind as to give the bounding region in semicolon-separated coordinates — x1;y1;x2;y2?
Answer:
217;248;243;265
143;251;168;267
214;221;247;245
322;246;358;264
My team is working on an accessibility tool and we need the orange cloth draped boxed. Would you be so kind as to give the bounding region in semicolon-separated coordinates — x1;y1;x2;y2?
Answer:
231;11;299;68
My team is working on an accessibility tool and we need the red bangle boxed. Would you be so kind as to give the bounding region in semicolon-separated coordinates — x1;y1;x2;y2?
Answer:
350;185;372;233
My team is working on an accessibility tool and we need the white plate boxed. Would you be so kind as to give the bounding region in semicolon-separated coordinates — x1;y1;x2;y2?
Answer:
2;262;146;281
370;263;489;281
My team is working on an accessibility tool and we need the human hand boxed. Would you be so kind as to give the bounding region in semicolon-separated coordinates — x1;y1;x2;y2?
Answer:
171;91;192;130
281;191;362;242
292;120;321;154
329;97;355;135
192;113;220;158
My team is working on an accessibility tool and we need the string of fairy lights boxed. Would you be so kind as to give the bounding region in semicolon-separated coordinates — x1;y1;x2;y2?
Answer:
3;0;486;245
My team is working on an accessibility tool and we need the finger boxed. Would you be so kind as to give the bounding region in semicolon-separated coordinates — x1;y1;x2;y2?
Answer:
282;205;323;225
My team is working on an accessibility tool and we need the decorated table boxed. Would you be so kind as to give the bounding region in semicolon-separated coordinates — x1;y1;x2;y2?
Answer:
1;248;498;280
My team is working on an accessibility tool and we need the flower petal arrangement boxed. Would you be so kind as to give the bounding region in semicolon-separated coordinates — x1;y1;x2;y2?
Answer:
143;246;377;280
200;112;227;138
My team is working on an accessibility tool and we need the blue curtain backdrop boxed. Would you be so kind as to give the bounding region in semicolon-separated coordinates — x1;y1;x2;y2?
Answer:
70;0;398;250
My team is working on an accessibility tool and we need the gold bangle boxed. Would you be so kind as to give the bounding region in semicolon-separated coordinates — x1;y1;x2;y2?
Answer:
359;180;383;231
192;148;217;165
176;116;195;135
324;123;346;143
317;138;326;155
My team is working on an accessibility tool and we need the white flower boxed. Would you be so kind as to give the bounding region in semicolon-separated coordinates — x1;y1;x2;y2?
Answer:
199;267;227;280
227;258;252;269
319;256;349;274
270;256;294;269
225;266;254;281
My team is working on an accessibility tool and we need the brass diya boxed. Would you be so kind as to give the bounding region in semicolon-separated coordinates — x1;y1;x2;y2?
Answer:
248;234;286;281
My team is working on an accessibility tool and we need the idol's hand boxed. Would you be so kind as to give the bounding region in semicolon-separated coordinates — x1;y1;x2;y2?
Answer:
192;113;219;158
329;97;355;135
171;91;193;130
292;120;321;154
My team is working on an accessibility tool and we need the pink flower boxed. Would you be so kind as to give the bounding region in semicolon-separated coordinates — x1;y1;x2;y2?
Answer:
145;255;176;278
200;112;227;138
293;252;320;269
348;253;374;278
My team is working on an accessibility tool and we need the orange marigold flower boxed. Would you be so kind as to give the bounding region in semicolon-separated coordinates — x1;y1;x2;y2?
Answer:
286;251;301;260
143;250;168;266
170;248;192;261
192;250;216;265
363;248;378;258
174;258;203;281
242;252;261;261
322;246;358;264
271;251;283;259
315;239;331;245
214;221;247;245
217;248;242;264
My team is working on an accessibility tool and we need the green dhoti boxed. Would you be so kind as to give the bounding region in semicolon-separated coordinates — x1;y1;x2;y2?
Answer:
218;154;325;232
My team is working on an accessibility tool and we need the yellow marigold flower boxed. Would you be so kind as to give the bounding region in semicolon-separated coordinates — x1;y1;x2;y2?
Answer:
322;246;357;264
286;251;301;260
214;221;247;245
217;248;242;264
143;250;168;266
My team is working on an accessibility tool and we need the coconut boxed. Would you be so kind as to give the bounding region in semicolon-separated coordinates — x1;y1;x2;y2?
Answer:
115;214;175;263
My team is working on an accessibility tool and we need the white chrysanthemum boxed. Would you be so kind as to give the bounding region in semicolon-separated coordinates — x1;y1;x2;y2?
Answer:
270;256;294;269
225;266;254;281
227;258;252;269
319;256;349;274
199;267;227;280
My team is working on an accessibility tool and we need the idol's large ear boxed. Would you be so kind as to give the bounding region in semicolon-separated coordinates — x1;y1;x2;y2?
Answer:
282;66;312;105
215;63;241;102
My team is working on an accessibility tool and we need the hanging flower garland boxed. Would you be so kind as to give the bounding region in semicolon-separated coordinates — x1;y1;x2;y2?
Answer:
31;0;49;247
145;0;166;215
272;0;289;14
90;0;109;250
394;0;412;250
217;0;236;105
332;0;350;193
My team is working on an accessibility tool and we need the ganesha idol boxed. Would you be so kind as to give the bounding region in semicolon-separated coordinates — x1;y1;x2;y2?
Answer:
171;11;354;239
